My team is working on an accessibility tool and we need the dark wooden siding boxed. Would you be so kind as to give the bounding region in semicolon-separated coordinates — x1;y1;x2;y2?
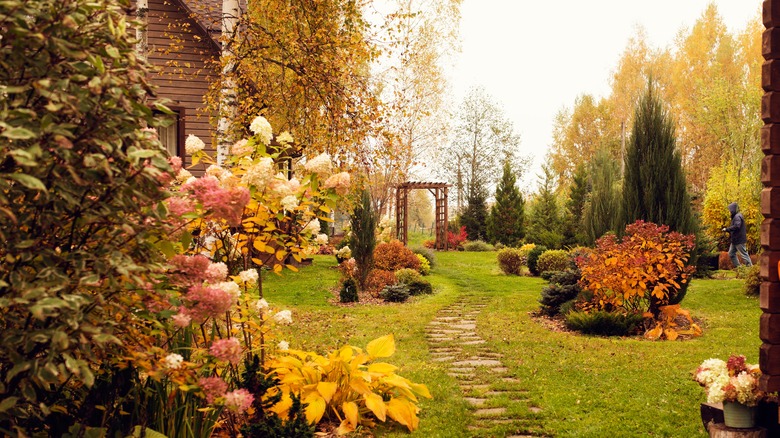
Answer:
147;0;219;165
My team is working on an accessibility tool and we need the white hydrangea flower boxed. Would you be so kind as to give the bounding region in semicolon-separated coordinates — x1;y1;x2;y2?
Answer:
277;340;290;351
276;131;294;144
316;233;329;245
281;195;299;211
215;281;241;299
249;116;273;145
255;298;269;313
184;134;205;154
239;269;259;286
273;309;293;325
163;353;184;369
304;153;332;175
302;218;320;235
176;168;193;182
242;157;274;188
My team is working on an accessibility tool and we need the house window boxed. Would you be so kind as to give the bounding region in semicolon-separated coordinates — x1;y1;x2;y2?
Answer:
155;107;185;158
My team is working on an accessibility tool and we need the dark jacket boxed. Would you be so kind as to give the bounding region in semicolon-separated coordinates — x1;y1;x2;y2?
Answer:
725;202;747;245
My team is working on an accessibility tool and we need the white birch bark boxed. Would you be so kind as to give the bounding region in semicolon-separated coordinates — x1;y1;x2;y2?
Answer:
216;0;240;165
135;0;149;60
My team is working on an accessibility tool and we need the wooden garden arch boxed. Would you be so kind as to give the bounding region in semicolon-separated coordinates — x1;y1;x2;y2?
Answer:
395;182;450;250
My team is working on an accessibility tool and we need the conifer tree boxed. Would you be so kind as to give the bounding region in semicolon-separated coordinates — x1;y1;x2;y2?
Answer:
583;148;622;244
561;162;590;246
351;189;377;291
487;161;525;246
621;80;695;235
526;165;563;249
460;185;489;241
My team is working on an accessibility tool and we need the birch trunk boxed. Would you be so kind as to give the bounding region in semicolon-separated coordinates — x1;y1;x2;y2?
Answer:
135;0;148;60
216;0;240;165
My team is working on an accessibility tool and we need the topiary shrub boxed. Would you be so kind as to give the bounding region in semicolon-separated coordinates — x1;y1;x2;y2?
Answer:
415;254;431;275
565;311;644;336
527;245;548;276
743;264;761;296
340;278;359;303
374;240;421;272
381;284;411;302
463;240;494;252
365;269;397;296
497;248;525;275
407;279;433;296
395;268;422;284
536;249;570;275
539;270;582;316
412;246;436;267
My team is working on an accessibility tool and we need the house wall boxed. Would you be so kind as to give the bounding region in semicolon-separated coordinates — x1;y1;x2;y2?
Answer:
147;0;219;164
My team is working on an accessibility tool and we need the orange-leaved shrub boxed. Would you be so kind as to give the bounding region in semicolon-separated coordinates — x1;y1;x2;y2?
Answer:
576;220;696;315
365;269;397;295
374;240;421;272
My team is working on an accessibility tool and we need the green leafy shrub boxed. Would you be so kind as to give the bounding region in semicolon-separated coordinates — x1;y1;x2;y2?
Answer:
412;246;437;267
494;242;506;250
407;279;433;296
742;265;761;296
565;311;644;336
527;245;548;276
374;240;421;272
539;270;582;316
381;284;411;302
497;248;525;275
416;254;431;275
395;268;422;284
536;250;570;275
463;240;494;252
340;278;359;303
0;0;178;431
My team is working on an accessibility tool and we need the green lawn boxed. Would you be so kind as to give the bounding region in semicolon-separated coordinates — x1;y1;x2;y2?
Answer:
261;251;761;437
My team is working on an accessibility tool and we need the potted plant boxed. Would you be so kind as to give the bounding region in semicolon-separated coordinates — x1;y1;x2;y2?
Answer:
694;355;774;429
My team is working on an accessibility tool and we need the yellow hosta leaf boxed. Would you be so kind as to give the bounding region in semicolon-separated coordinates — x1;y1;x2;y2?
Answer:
386;397;419;431
368;362;398;375
664;328;679;341
267;391;292;417
317;381;338;403
349;377;372;395
342;401;359;428
338;345;354;362
364;392;387;421
366;334;395;358
409;382;432;399
303;393;327;424
336;418;356;435
644;325;663;340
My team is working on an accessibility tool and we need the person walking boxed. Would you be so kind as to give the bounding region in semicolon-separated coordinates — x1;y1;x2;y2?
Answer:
722;202;752;267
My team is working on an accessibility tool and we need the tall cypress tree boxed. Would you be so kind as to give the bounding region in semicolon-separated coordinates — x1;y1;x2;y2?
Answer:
621;81;695;235
487;161;525;245
583;148;622;244
461;185;489;241
526;165;563;249
351;189;376;291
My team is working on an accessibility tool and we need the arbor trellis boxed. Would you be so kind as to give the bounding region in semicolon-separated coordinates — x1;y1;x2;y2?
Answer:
395;182;450;250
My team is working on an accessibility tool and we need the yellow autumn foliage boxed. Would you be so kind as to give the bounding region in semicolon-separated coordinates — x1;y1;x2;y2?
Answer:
264;334;431;434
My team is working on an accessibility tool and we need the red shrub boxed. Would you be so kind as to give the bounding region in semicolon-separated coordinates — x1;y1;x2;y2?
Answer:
447;226;467;250
374;240;421;272
718;251;759;270
365;269;397;296
423;239;436;249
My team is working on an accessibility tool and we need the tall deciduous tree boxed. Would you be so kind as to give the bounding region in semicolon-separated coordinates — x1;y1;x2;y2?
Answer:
621;81;695;235
526;165;563;249
486;161;525;246
438;86;525;212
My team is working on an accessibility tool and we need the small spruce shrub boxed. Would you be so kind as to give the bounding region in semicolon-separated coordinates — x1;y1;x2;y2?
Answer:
415;254;431;275
463;240;494;252
407;279;433;296
374;240;420;272
527;245;548;276
536;249;570;275
339;278;359;303
742;264;761;296
695;252;719;278
412;246;436;267
497;248;525;275
381;284;410;302
539;270;582;316
395;268;422;284
565;311;644;336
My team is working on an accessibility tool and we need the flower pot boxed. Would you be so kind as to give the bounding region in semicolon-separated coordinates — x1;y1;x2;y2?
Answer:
722;401;756;429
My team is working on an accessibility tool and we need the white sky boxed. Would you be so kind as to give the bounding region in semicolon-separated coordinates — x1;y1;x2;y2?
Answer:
449;0;761;189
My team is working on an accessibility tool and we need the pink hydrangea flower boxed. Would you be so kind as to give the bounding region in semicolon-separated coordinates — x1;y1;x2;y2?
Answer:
172;311;191;328
323;172;350;195
199;376;228;404
181;176;250;226
183;285;236;322
205;262;228;283
224;389;254;413
170;254;211;287
169;156;182;174
210;337;242;365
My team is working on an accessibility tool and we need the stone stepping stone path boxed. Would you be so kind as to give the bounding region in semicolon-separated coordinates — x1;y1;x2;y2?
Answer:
426;297;545;437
